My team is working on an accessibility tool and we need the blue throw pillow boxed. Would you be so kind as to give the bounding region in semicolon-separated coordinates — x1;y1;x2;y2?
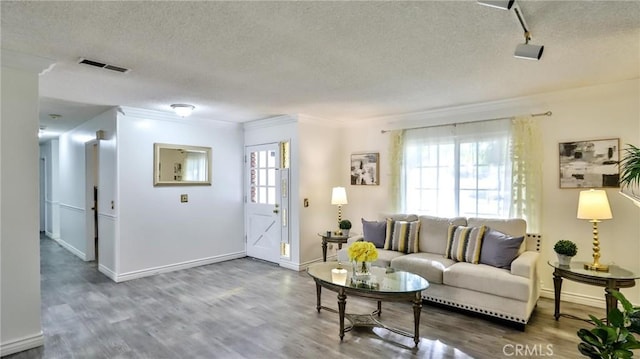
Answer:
479;228;525;269
362;218;387;248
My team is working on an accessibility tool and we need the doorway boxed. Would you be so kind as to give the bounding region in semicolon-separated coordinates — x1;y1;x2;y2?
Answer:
245;143;287;263
85;141;99;264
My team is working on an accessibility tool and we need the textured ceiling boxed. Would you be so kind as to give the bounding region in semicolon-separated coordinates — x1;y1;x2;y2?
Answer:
1;1;639;139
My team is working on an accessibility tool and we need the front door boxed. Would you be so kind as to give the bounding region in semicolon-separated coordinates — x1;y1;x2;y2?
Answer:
245;143;282;263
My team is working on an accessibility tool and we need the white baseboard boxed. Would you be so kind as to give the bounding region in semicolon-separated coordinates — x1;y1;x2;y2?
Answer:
98;264;117;281
279;257;325;272
114;252;246;282
279;260;302;271
540;288;605;309
44;231;59;240
51;237;86;261
0;331;44;357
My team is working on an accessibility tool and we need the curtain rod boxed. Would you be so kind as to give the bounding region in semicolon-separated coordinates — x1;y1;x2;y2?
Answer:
380;110;552;134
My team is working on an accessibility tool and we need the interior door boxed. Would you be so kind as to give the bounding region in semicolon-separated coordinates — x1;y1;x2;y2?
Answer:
245;143;282;263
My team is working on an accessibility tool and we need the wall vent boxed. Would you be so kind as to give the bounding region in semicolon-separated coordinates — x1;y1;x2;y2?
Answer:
78;58;130;73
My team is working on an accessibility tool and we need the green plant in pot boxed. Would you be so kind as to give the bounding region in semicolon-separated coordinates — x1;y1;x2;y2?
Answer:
339;219;352;236
554;240;577;266
577;289;640;359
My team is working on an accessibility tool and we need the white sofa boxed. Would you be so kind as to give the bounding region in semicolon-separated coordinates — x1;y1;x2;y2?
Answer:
338;214;541;329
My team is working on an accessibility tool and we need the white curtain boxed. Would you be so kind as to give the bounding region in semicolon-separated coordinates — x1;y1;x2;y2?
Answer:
184;152;207;181
388;130;404;212
510;117;543;233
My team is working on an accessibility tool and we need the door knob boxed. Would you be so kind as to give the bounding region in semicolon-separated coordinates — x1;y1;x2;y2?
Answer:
273;209;279;214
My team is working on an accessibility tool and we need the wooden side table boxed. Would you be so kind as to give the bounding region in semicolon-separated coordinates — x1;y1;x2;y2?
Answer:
548;261;639;323
318;232;349;262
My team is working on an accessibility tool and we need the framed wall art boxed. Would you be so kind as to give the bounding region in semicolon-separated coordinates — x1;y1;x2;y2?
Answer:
559;138;620;188
351;152;379;185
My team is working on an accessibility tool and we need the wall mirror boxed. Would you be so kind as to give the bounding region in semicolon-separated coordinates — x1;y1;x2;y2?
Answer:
154;143;212;186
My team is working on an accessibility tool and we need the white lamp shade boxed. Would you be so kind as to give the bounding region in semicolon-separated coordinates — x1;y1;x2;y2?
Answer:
331;187;348;205
577;189;612;220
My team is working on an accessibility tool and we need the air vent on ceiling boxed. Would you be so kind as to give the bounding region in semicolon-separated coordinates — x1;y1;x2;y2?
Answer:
78;58;130;73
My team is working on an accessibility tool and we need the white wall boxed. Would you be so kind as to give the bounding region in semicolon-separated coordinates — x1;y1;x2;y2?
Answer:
116;108;244;280
58;108;117;265
298;117;343;264
341;79;640;306
0;51;54;356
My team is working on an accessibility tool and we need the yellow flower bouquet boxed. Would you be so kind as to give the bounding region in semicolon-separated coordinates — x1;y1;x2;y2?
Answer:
347;241;379;263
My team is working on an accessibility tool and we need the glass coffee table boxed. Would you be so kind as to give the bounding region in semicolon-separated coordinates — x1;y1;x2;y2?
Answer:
307;262;429;345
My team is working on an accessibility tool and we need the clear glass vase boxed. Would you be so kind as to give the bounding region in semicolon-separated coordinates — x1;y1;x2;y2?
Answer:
353;260;371;277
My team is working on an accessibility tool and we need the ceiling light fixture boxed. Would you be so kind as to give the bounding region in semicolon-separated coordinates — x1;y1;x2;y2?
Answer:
477;0;514;10
477;0;544;60
48;114;62;120
171;104;195;117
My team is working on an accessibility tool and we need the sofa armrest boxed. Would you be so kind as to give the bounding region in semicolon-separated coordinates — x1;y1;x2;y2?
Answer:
510;251;539;279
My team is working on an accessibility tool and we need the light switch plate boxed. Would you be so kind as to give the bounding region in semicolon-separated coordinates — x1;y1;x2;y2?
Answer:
180;194;188;203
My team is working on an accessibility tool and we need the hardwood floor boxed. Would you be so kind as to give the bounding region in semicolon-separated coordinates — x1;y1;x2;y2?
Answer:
5;237;603;358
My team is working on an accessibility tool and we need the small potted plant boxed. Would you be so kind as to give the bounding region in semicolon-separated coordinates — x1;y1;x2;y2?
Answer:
339;219;352;236
554;240;577;266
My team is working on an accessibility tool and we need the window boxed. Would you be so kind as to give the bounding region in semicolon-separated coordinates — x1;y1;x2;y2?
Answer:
402;119;512;218
249;150;277;205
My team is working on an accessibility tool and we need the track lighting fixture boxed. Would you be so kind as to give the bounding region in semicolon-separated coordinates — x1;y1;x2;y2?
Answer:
512;6;544;60
477;0;544;60
477;0;514;10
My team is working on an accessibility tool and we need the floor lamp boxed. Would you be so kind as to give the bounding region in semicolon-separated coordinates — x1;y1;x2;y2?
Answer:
577;189;613;272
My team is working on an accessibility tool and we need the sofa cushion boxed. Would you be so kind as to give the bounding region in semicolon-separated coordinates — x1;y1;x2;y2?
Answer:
445;225;486;264
380;214;419;222
370;249;405;268
391;253;456;285
418;216;467;255
390;220;420;253
361;218;387;248
480;228;525;269
443;262;530;301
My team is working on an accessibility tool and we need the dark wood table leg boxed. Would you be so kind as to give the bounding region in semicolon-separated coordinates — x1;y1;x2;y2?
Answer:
316;283;322;312
604;285;619;325
377;301;382;317
322;238;328;262
413;292;422;345
338;243;343;250
338;289;347;341
553;270;562;320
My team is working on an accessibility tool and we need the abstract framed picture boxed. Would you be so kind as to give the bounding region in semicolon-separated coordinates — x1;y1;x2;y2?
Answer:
351;152;379;185
559;138;620;188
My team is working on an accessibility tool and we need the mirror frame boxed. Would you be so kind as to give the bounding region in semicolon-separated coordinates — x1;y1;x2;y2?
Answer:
153;143;212;186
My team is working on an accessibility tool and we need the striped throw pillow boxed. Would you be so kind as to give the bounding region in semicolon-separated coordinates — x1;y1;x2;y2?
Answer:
389;220;420;253
383;218;395;250
445;225;486;263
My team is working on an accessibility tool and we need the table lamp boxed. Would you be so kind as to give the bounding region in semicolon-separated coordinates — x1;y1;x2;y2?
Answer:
577;189;613;272
331;187;348;225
